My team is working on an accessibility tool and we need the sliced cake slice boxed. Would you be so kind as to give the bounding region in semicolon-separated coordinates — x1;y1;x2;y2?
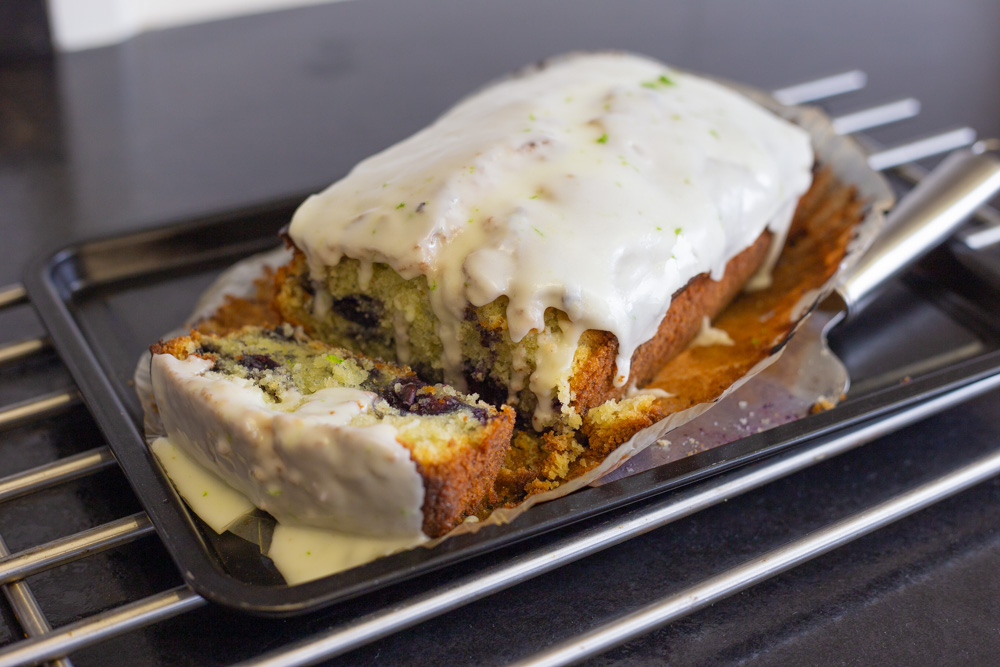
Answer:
150;325;514;538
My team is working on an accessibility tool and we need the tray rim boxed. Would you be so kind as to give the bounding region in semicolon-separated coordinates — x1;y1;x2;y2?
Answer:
21;202;1000;616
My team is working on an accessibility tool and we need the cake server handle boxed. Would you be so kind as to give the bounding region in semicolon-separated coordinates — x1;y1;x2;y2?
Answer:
836;139;1000;319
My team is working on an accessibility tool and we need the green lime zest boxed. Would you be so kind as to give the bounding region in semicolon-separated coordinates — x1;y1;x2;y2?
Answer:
641;73;676;89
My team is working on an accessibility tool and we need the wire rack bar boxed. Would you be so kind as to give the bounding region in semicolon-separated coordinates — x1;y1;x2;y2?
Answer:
0;514;154;586
772;70;868;105
0;532;73;667
0;587;206;667
0;447;116;504
513;444;1000;667
0;338;50;367
0;392;81;432
0;285;27;311
868;127;978;171
831;98;921;135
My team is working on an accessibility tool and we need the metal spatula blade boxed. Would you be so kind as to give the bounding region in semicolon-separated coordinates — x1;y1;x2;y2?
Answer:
815;140;1000;391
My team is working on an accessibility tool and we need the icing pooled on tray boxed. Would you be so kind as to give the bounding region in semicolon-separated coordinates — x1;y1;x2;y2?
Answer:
289;52;813;423
150;354;426;537
150;435;427;583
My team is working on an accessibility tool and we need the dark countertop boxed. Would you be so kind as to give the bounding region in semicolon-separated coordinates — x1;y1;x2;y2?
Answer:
2;1;1000;664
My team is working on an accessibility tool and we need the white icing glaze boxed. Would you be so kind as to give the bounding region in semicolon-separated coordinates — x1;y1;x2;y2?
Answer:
268;523;427;585
152;434;426;582
625;385;674;399
151;436;254;533
291;386;373;421
289;52;813;425
150;354;427;537
690;315;736;348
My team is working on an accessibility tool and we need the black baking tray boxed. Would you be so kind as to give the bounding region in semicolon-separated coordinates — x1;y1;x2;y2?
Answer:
22;198;1000;616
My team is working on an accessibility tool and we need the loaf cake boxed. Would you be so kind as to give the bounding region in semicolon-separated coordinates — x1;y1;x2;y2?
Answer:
273;51;813;438
154;51;862;535
150;325;514;537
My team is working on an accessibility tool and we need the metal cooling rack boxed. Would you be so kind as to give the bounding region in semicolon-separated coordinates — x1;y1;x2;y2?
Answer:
0;71;999;667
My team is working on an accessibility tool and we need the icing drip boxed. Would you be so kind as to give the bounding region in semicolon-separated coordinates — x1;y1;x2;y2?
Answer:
289;52;813;426
357;260;374;291
690;315;736;348
507;344;530;406
528;320;586;430
428;285;468;392
626;384;674;399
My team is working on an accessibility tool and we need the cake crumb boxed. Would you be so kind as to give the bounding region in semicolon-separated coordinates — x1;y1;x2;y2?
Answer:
810;396;837;414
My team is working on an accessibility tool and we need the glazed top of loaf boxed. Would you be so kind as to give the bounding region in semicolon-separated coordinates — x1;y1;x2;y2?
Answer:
288;51;813;397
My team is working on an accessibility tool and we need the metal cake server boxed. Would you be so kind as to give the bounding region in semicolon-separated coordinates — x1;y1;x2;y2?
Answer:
599;140;1000;483
831;140;1000;331
799;139;1000;393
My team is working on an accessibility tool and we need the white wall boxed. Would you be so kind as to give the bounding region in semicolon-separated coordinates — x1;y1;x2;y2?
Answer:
47;0;344;51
